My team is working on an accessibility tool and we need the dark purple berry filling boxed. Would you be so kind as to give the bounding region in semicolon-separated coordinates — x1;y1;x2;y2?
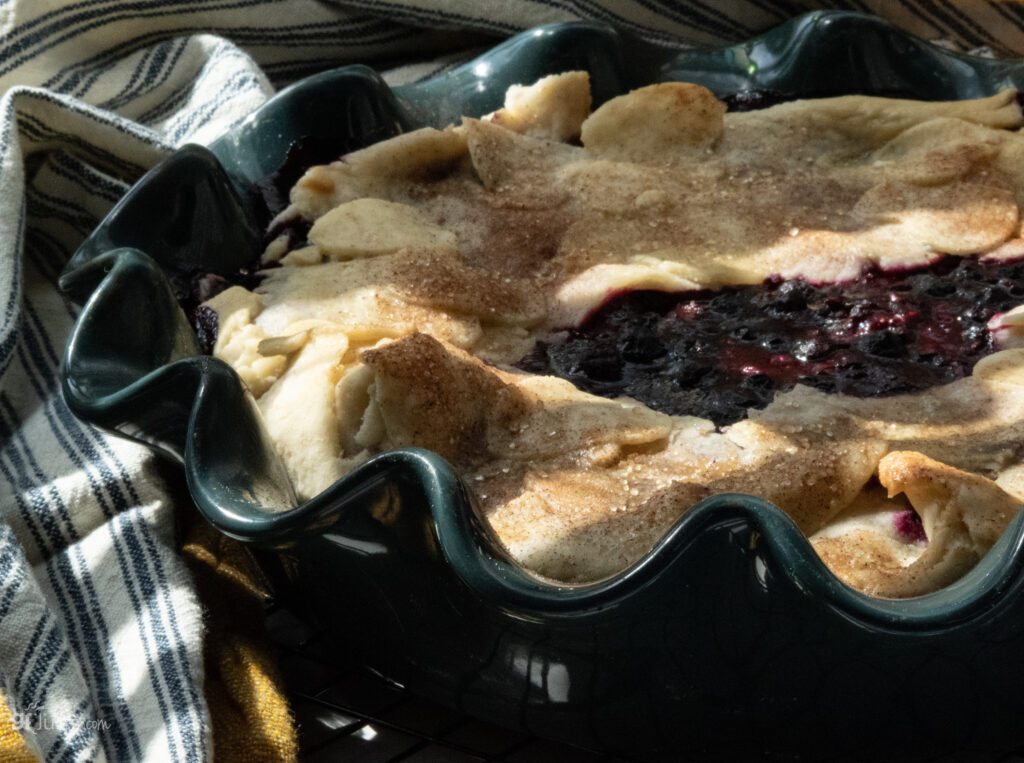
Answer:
186;137;338;349
517;257;1024;427
893;508;927;544
190;304;219;356
721;88;924;112
182;269;262;352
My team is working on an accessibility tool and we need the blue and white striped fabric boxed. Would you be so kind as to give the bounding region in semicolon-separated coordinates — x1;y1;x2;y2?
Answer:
1;1;1022;760
0;4;475;760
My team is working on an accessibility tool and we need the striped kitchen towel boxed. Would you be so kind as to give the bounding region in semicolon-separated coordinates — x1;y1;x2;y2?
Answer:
1;1;1023;760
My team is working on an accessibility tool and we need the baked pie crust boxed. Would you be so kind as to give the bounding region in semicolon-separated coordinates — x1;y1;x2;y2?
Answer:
203;72;1024;597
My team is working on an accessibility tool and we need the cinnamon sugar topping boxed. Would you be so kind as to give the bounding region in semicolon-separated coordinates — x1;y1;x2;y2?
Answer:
204;72;1024;594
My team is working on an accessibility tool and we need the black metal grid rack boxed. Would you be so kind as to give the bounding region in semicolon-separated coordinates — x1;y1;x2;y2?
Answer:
266;601;1024;762
265;604;634;762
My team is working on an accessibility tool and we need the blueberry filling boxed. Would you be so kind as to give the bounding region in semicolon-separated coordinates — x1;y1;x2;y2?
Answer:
893;508;927;544
187;89;1024;428
191;304;219;356
517;257;1024;427
721;87;923;112
184;269;262;355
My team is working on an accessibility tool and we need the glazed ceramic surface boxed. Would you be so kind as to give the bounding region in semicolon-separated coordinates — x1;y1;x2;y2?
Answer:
60;12;1024;761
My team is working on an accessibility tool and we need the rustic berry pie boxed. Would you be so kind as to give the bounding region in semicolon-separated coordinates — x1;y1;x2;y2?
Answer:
201;72;1024;597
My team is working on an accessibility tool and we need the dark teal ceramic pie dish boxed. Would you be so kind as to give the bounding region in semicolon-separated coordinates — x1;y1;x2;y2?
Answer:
60;12;1024;761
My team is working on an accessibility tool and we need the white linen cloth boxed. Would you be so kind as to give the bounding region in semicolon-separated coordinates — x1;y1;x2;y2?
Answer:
0;1;1020;760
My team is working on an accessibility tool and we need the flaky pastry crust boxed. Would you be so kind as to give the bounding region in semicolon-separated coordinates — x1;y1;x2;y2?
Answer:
205;73;1024;595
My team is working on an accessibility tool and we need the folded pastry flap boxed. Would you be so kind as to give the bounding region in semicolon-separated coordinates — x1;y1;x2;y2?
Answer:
484;71;592;142
253;255;484;349
880;452;1018;552
866;118;1005;186
722;89;1022;156
341;125;468;180
580;82;726;162
255;250;544;340
284;126;469;222
543;96;1022;319
384;255;547;328
463;117;580;204
352;334;891;581
486;433;881;581
848;180;1018;257
814;452;1023;599
307;199;459;261
359;333;671;467
745;353;1024;483
254;331;353;503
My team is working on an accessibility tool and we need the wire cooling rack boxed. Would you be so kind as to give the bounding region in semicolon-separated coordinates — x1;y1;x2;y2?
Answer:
166;474;1024;763
254;585;1024;763
265;604;634;762
265;599;1024;762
